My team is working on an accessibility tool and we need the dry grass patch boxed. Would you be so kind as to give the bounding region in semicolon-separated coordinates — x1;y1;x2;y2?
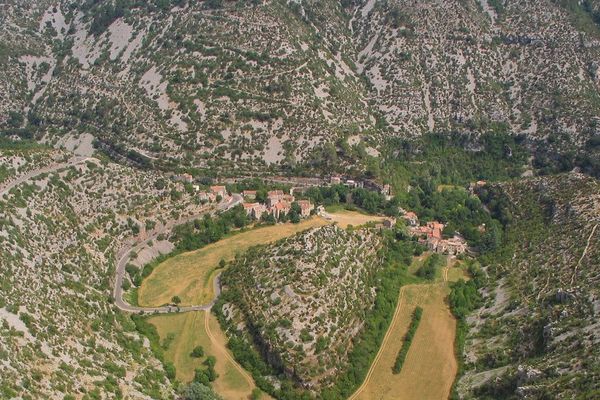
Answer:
148;311;261;399
138;218;329;307
355;283;457;400
327;209;386;228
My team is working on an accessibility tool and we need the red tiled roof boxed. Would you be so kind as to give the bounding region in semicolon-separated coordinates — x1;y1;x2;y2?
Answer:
210;185;226;192
297;200;311;208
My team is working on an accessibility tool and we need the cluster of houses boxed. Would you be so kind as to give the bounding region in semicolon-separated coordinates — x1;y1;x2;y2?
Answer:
401;211;468;256
198;185;229;203
330;175;393;201
242;190;314;220
177;174;468;255
193;181;315;221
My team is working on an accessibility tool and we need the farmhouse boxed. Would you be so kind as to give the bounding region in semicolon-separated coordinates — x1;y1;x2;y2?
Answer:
243;190;257;199
272;201;291;219
297;200;314;217
198;191;212;202
210;185;228;200
428;235;468;255
409;220;468;255
402;211;419;226
243;202;267;220
267;190;285;207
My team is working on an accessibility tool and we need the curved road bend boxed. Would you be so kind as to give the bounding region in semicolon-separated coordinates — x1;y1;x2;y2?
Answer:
0;156;242;314
113;193;243;314
0;156;90;197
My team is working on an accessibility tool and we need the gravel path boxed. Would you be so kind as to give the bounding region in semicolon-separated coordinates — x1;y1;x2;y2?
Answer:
0;156;90;197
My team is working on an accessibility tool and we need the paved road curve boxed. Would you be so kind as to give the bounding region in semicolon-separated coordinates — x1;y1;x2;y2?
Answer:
0;156;242;315
112;193;243;314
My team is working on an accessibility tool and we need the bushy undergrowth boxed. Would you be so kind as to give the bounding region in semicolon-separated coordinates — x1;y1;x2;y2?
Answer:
392;306;423;374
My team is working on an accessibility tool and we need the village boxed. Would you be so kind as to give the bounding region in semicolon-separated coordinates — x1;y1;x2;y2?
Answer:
172;173;470;256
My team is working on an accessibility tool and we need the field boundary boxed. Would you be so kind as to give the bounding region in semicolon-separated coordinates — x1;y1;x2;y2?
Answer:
348;285;408;400
204;310;255;388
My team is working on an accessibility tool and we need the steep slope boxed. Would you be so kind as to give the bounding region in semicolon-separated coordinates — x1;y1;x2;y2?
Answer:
457;173;600;398
2;0;600;174
0;148;203;398
352;0;600;145
1;0;376;172
216;225;384;391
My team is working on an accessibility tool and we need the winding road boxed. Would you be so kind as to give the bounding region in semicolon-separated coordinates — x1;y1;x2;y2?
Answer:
1;155;243;314
112;192;243;314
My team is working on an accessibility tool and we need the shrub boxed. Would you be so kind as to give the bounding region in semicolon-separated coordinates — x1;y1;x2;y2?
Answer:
392;307;423;374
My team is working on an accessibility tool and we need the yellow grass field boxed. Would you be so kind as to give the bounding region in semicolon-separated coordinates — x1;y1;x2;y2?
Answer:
326;209;386;228
352;255;466;400
138;218;329;307
143;210;388;398
148;311;264;399
138;211;384;307
354;283;457;400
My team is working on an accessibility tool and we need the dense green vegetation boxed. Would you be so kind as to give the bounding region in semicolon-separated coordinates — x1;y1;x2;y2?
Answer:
399;181;502;251
392;306;423;374
0;137;49;151
416;253;444;280
305;184;399;216
213;229;420;399
172;205;250;252
379;132;529;190
130;315;173;380
179;382;223;400
448;261;485;399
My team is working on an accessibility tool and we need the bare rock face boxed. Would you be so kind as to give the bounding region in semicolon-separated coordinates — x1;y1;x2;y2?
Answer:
220;225;383;389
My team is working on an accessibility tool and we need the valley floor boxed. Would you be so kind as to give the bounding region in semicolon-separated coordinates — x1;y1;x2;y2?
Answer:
144;210;384;398
149;311;264;400
351;257;466;400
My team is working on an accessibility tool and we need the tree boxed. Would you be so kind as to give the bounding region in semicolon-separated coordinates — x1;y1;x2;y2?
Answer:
250;388;262;400
191;345;204;358
289;202;301;223
180;382;223;400
206;0;223;9
164;361;176;380
171;296;181;304
7;111;23;128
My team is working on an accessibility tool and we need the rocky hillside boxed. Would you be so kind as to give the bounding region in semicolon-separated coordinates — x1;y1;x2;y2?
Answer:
354;0;600;142
1;0;600;173
217;225;383;391
0;146;203;399
457;173;600;398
